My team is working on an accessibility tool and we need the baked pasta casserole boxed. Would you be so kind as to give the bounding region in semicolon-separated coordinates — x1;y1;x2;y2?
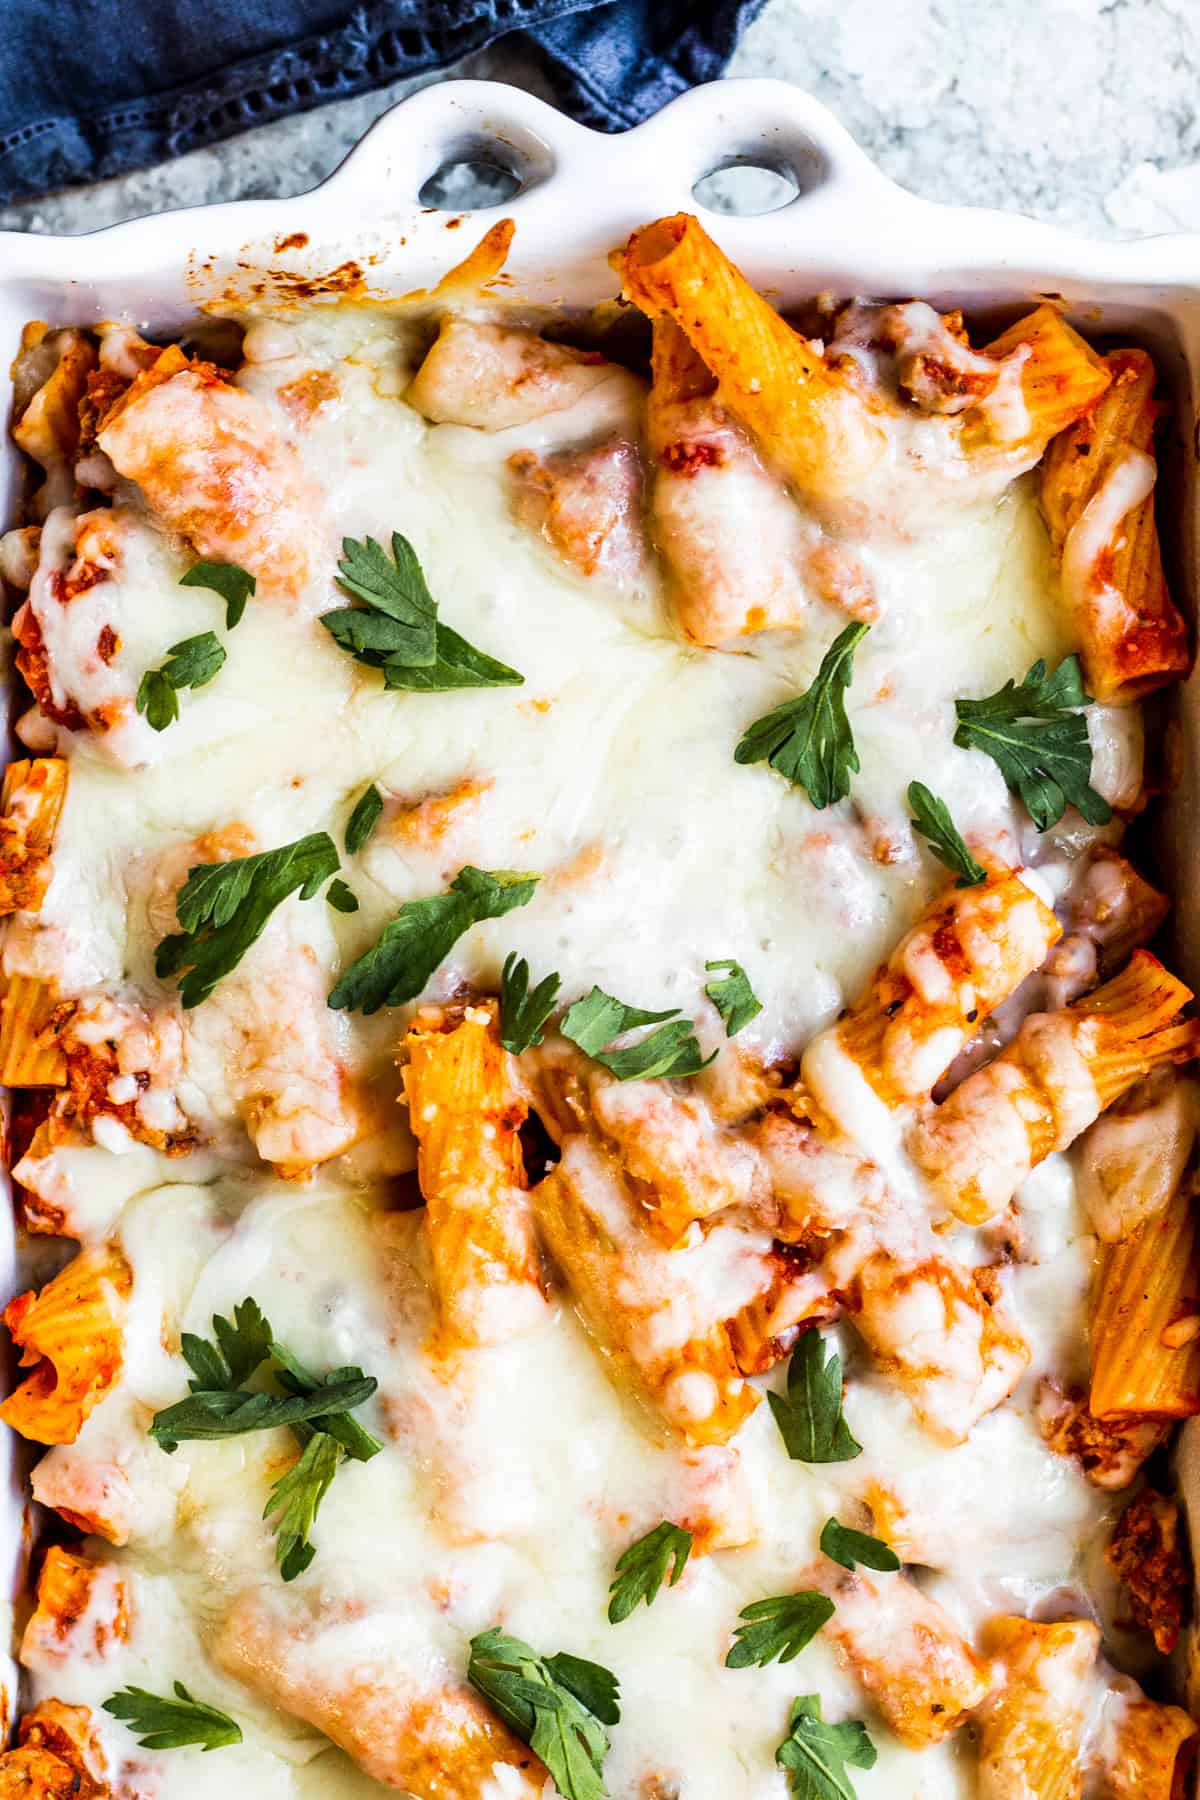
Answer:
0;211;1196;1799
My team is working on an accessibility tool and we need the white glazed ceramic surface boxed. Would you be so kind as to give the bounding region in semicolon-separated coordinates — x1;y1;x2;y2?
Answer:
1;73;1198;1745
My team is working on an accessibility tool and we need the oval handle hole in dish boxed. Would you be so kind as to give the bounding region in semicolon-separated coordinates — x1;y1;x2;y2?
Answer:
418;157;524;211
692;161;800;216
691;130;831;216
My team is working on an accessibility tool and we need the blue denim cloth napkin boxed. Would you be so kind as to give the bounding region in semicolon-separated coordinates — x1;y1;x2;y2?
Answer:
0;0;767;206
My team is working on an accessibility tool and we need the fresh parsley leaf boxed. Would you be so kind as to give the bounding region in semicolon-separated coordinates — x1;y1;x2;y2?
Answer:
768;1332;862;1465
103;1682;242;1752
725;1593;835;1669
734;622;869;808
380;620;523;692
180;559;256;630
541;1654;621;1729
160;632;226;689
264;1430;343;1581
149;1370;377;1452
468;1628;618;1800
775;1695;876;1800
320;532;523;690
181;1299;273;1393
592;1019;712;1080
906;781;986;887
320;604;428;661
171;833;339;936
560;986;715;1082
345;782;383;854
158;1305;380;1578
179;1334;229;1394
136;669;179;732
704;959;762;1037
331;534;437;665
136;633;227;732
327;865;538;1016
953;655;1112;832
819;1517;900;1574
327;878;359;914
608;1521;692;1624
559;988;676;1052
270;1341;383;1464
321;607;523;690
156;831;342;1007
500;952;561;1054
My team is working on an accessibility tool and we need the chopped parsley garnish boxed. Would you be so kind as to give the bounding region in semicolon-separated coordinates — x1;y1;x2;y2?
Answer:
608;1521;692;1623
180;559;256;629
704;958;762;1037
155;831;342;1007
386;621;525;692
339;532;435;645
148;1371;377;1449
264;1431;342;1581
180;1296;272;1391
768;1332;862;1465
560;986;714;1082
151;1300;381;1580
468;1628;619;1800
776;1695;876;1800
268;1338;383;1465
326;877;359;914
907;781;986;887
103;1682;242;1752
500;951;561;1055
953;654;1111;832
136;632;227;732
725;1593;835;1669
734;622;869;809
320;533;523;690
819;1517;900;1574
327;865;539;1015
345;782;383;854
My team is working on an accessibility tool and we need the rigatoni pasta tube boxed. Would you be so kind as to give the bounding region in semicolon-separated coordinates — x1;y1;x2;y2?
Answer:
402;1001;546;1350
910;951;1200;1223
803;870;1061;1120
30;1443;135;1544
11;325;96;477
216;1588;546;1798
1040;348;1189;704
0;1245;130;1445
20;1545;129;1673
1089;1172;1200;1418
966;305;1112;457
812;1563;991;1747
532;1134;761;1445
850;1252;1029;1444
584;1060;768;1244
618;212;888;499
0;1700;109;1797
96;345;325;600
0;756;67;916
975;1615;1099;1800
645;317;812;645
0;973;66;1086
1076;1068;1198;1244
1097;1696;1196;1800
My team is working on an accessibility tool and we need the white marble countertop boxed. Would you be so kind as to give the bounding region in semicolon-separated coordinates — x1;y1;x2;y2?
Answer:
2;0;1198;239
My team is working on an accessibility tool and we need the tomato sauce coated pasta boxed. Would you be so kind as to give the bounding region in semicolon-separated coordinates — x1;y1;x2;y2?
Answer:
0;217;1194;1800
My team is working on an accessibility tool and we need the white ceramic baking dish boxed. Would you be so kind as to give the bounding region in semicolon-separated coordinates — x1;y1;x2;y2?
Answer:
2;72;1199;1747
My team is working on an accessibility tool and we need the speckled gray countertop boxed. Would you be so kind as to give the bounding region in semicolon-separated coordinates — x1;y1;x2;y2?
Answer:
2;0;1198;238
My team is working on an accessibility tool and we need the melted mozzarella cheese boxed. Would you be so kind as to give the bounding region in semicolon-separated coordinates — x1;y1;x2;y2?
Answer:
9;307;1129;1797
55;1177;1093;1798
